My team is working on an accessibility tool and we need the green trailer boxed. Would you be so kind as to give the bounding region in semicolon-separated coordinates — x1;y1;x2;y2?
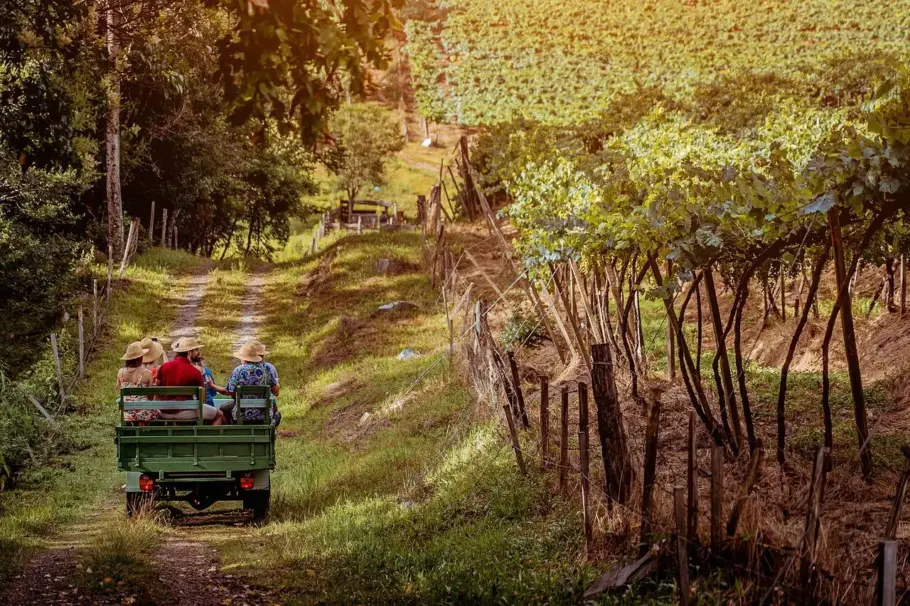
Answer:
116;385;276;520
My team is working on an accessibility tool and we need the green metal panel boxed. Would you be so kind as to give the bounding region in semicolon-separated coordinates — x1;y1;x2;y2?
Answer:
116;425;275;473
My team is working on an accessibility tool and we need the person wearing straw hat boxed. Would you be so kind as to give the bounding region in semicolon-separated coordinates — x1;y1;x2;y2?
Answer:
218;341;281;425
117;341;159;423
140;336;167;382
249;339;279;389
156;337;225;425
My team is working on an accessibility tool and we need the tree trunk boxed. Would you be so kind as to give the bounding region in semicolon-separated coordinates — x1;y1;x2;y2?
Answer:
695;279;703;375
704;267;742;455
886;257;898;312
732;284;757;453
105;4;123;257
828;209;873;477
777;243;830;465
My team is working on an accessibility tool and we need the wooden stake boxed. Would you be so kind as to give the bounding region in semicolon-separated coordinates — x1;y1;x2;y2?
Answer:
579;382;593;556
901;253;906;318
357;215;362;234
674;486;690;606
106;244;113;303
148;200;155;239
559;384;569;490
27;395;57;425
687;410;698;542
710;443;723;554
640;386;662;555
92;279;99;334
800;447;828;590
50;333;65;404
160;208;168;247
119;217;138;277
507;351;530;429
502;404;527;476
540;376;549;468
591;342;633;506
878;541;897;606
77;307;85;379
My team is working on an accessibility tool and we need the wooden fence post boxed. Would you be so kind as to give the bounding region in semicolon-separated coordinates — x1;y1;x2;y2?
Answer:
50;333;65;404
901;254;906;318
579;382;592;556
106;244;113;303
92;279;99;335
559;384;569;490
687;410;698;542
119;217;138;277
799;447;828;592
710;443;723;554
160;208;168;247
507;351;529;429
540;376;549;469
591;342;633;506
78;307;85;379
674;486;690;606
878;541;897;606
148;200;155;239
357;215;362;234
640;386;662;555
502;404;527;476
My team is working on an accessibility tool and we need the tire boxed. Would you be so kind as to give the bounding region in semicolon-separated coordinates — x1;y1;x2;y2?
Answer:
243;490;270;522
126;492;154;517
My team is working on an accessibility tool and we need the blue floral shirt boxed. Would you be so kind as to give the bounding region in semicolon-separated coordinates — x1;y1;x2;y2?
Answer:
227;362;278;423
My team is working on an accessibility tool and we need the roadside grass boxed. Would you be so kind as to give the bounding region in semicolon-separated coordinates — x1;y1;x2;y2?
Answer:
79;514;164;598
0;248;203;582
211;230;598;603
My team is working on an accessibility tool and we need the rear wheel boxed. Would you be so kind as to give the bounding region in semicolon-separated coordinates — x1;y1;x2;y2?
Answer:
243;490;270;522
126;492;154;517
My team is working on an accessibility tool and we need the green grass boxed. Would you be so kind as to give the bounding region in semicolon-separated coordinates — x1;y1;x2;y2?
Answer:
0;247;206;581
208;230;600;603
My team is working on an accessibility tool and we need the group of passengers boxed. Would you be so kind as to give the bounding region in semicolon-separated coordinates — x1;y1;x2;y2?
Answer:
116;336;281;426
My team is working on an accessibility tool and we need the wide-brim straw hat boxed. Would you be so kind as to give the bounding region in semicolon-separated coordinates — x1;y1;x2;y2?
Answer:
233;342;262;363
140;337;165;363
121;341;150;361
248;339;270;356
173;336;204;353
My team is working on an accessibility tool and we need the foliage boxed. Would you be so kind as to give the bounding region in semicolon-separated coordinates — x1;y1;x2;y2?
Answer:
327;103;406;202
207;0;402;141
0;148;88;368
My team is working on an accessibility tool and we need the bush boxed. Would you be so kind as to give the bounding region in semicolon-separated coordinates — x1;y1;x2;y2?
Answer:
499;310;544;351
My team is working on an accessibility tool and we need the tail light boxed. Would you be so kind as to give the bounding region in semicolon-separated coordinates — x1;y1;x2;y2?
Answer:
139;475;154;492
239;475;255;490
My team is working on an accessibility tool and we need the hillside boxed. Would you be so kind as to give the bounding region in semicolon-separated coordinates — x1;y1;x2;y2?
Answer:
406;0;910;126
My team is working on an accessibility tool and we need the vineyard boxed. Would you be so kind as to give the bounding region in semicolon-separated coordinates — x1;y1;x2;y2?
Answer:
406;0;910;126
404;0;910;601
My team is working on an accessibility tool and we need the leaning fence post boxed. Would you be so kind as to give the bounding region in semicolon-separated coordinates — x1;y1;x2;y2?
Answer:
800;447;829;593
160;208;168;247
77;307;85;379
674;486;690;606
579;382;592;556
687;410;698;542
148;200;155;240
559;384;570;490
710;443;723;554
502;404;527;476
878;540;897;606
540;376;549;469
50;333;65;404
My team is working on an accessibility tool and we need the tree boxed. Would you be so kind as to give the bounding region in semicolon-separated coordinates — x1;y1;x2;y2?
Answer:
327;103;404;203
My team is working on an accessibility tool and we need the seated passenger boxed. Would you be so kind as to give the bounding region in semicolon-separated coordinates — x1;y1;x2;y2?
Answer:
221;341;280;425
117;341;159;424
156;337;224;425
251;339;282;426
141;336;166;382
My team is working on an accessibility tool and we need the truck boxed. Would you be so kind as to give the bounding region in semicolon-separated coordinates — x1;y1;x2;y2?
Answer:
116;385;275;521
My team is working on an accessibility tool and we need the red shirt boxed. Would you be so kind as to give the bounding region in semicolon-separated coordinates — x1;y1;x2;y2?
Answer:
156;356;204;406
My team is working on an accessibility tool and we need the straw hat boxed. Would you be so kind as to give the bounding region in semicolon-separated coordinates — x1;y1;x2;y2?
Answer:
121;341;150;361
248;339;270;357
233;342;262;363
140;337;165;363
173;336;204;353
